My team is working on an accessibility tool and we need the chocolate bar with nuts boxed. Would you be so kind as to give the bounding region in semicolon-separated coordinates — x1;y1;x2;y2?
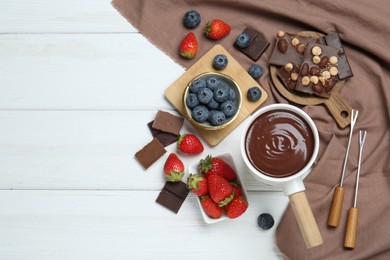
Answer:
234;27;270;61
277;63;300;92
269;31;325;67
295;43;340;98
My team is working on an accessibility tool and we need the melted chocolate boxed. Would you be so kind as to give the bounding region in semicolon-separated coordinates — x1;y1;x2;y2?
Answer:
245;109;314;178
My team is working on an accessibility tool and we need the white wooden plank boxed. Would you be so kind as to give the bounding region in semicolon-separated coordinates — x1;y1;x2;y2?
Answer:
0;190;287;259
0;110;281;191
0;34;184;110
0;0;134;33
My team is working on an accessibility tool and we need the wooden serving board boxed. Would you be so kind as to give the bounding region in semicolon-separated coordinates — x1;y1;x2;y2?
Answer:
270;31;352;129
164;44;268;146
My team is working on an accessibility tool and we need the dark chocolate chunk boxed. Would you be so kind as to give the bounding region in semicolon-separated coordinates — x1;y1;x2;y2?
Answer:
325;32;344;54
163;181;189;200
156;181;189;214
147;121;179;147
234;27;269;61
152;110;184;136
257;213;275;230
338;53;353;80
135;138;166;169
156;189;184;214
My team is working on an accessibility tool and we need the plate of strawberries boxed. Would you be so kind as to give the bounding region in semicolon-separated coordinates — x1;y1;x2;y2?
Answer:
187;152;249;224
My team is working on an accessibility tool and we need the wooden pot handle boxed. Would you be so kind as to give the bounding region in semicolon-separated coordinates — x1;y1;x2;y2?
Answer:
323;92;352;129
328;186;345;227
289;191;323;248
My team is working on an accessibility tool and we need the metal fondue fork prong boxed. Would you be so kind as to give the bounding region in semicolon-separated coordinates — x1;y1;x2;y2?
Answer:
327;109;359;227
344;130;367;249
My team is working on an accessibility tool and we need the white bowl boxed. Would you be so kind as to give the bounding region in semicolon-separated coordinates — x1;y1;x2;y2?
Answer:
188;152;249;224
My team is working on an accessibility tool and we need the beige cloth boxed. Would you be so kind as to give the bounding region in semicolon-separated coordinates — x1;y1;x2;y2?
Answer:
112;0;390;259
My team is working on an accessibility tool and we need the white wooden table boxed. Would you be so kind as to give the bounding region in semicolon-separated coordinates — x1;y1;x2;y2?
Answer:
0;1;289;259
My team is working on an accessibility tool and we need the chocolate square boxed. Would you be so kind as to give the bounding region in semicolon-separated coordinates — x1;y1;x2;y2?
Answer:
147;121;179;147
156;189;184;214
156;181;189;214
234;27;269;61
152;110;184;136
135;138;166;169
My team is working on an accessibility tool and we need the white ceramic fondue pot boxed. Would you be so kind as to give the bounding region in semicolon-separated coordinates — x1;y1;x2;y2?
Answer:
241;103;323;248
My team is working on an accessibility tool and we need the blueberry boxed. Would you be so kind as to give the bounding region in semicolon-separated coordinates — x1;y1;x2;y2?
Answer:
207;98;219;110
248;64;263;79
183;10;201;29
192;105;209;123
186;93;200;108
207;109;219;121
228;88;236;101
247;86;262;102
197;87;213;104
257;213;274;230
208;110;226;126
213;85;229;103
212;54;228;70
206;77;221;91
189;78;207;93
235;33;250;48
220;100;237;117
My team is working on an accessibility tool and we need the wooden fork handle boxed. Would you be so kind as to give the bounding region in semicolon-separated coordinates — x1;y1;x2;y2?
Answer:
328;186;345;227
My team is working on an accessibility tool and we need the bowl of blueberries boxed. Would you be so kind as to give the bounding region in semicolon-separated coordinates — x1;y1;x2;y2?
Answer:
183;72;242;130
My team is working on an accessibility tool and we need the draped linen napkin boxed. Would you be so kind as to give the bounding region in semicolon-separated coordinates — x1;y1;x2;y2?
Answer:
112;0;390;259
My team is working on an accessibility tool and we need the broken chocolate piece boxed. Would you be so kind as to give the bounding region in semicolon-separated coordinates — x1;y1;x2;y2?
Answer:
337;53;353;80
295;43;340;98
152;110;184;136
156;181;189;214
277;63;300;92
147;121;179;147
234;27;270;61
135;138;166;169
325;32;344;54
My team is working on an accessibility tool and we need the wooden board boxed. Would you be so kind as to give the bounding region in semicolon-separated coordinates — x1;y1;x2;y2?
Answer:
270;31;352;129
165;44;268;146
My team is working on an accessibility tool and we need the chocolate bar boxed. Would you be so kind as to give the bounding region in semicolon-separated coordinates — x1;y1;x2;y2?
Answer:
269;31;325;67
152;110;184;136
277;63;300;92
135;138;166;169
156;181;189;214
295;43;340;98
324;32;344;54
337;53;354;80
147;121;179;147
234;27;270;61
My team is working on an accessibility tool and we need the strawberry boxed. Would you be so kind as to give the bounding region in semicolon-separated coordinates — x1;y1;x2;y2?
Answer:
199;155;237;181
226;196;248;219
179;32;198;59
177;134;204;155
203;19;231;40
231;182;243;198
201;196;222;219
187;173;208;196
207;174;234;207
163;153;184;182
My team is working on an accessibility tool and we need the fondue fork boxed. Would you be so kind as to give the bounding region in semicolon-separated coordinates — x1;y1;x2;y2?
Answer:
344;130;367;249
328;109;359;227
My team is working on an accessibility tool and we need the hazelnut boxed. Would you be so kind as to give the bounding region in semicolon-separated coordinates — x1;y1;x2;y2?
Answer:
277;39;288;53
329;66;339;76
301;63;309;76
277;31;285;38
312;83;324;94
309;67;321;75
329;56;338;64
322;70;331;79
319;76;326;85
311;46;322;56
301;76;310;86
284;63;293;72
310;76;319;84
291;37;300;46
291;72;298;81
297;44;306;53
312;55;321;64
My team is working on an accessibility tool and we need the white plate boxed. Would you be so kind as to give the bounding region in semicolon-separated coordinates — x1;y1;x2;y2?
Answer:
188;152;249;224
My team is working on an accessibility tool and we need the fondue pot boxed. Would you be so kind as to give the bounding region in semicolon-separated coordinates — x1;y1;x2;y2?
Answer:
241;104;323;248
